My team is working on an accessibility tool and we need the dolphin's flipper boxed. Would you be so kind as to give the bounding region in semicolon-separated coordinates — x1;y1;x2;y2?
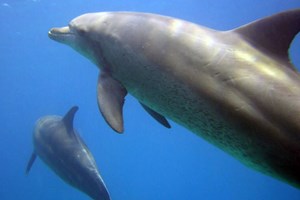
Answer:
233;9;300;69
25;152;37;175
97;71;127;133
140;102;171;128
63;106;79;133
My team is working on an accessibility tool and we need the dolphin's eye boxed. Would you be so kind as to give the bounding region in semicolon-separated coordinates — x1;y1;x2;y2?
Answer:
77;28;86;36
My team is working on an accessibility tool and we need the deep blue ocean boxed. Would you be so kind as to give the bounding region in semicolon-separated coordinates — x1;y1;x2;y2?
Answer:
1;0;300;199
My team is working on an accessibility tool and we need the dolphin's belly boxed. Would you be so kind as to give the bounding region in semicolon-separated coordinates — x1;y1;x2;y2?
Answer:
120;57;258;159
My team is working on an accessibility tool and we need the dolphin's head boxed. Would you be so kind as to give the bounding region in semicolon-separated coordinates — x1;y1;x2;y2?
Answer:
48;13;115;68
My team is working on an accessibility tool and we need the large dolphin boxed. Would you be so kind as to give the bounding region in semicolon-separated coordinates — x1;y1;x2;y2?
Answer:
49;10;300;188
26;106;111;200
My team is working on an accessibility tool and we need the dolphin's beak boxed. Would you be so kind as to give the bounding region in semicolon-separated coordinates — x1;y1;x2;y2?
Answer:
48;26;73;43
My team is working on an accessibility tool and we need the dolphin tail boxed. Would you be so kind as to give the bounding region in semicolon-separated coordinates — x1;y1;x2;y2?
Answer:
25;152;37;175
232;9;300;69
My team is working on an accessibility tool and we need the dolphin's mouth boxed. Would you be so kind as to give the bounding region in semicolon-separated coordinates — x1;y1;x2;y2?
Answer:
48;26;73;43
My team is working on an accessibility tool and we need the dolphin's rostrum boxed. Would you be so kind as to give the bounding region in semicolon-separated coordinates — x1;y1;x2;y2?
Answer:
49;10;300;188
26;106;111;200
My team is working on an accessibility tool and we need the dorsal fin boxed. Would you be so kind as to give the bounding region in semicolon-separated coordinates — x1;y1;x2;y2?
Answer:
233;9;300;69
63;106;79;133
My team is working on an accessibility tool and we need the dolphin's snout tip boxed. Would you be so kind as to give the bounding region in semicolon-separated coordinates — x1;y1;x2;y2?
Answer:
48;28;56;35
49;27;70;34
48;26;71;42
48;29;54;39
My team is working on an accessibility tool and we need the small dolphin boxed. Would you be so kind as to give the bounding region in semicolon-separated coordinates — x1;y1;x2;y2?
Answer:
26;106;111;200
49;10;300;188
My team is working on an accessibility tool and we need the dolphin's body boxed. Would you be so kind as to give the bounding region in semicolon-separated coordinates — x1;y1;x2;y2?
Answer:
26;106;111;200
49;10;300;188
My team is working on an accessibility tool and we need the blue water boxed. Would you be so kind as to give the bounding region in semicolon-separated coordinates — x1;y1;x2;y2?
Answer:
1;0;300;199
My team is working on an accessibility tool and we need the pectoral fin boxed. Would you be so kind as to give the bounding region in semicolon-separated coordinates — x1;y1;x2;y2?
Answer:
25;152;37;175
140;102;171;128
97;71;127;133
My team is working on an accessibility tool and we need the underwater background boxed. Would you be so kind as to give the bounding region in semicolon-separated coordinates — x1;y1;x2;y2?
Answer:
1;0;300;199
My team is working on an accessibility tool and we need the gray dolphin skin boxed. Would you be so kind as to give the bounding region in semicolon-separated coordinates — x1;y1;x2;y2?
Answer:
49;10;300;188
26;106;111;200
